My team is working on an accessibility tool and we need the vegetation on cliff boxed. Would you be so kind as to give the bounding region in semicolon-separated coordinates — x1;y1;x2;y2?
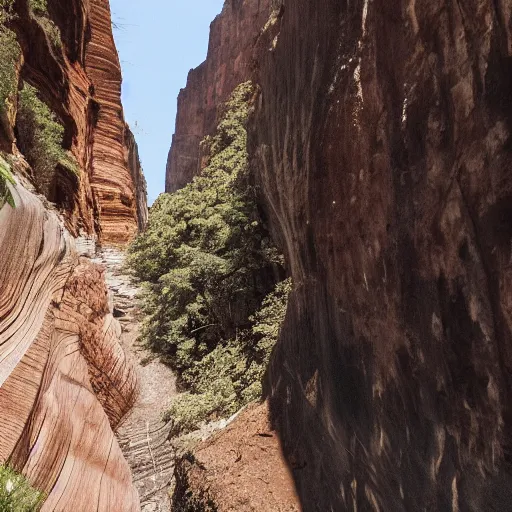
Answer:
0;466;45;511
17;82;78;196
0;155;15;207
28;0;61;48
128;82;290;434
0;0;20;125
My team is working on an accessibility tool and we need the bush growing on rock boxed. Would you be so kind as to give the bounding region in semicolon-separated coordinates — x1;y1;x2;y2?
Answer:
16;82;79;197
0;465;45;511
28;0;61;48
0;0;20;130
0;155;15;207
128;82;291;434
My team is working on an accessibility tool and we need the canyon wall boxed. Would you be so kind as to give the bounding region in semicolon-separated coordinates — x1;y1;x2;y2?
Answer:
0;0;146;509
0;179;140;511
165;0;272;192
166;0;512;510
10;0;147;243
253;0;512;510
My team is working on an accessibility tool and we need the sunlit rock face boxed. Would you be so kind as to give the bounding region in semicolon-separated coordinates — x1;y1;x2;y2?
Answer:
250;0;512;509
8;0;147;243
85;0;147;244
0;183;140;511
0;0;147;509
165;0;272;193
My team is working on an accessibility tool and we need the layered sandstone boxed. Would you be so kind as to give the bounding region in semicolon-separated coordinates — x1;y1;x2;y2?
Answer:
0;180;139;511
85;0;146;244
8;0;147;243
165;0;273;192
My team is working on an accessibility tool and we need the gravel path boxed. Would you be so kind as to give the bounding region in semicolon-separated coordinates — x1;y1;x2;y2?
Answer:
93;249;177;512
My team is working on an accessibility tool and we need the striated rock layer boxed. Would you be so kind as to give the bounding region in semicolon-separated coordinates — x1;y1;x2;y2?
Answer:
165;0;273;192
9;0;147;244
0;181;140;511
251;0;512;510
85;0;146;244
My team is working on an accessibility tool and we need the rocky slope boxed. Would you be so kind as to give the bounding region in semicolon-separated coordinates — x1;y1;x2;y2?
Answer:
166;0;512;510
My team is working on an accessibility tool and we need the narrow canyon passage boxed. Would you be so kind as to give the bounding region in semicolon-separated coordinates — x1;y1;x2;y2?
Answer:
92;249;176;512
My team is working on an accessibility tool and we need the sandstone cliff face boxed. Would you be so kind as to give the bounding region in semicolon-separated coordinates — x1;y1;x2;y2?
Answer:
9;0;147;243
251;0;512;510
0;180;140;511
165;0;272;192
85;0;147;244
0;0;146;508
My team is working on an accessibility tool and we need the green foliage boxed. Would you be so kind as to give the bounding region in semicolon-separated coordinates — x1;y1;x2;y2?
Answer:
0;155;15;208
164;279;292;435
0;465;45;511
0;1;20;120
28;0;61;48
28;0;47;15
129;82;291;435
17;82;79;196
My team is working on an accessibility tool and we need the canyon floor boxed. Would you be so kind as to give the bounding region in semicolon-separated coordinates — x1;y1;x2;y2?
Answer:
93;249;176;512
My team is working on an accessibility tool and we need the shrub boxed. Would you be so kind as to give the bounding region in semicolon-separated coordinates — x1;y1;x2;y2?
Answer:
17;82;79;196
0;1;20;122
28;0;61;48
129;82;291;434
0;465;45;511
164;279;292;436
0;155;15;207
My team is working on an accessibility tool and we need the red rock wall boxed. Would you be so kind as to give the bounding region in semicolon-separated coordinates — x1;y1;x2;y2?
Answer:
85;0;146;244
251;0;512;510
165;0;512;508
7;0;147;244
165;0;272;192
0;181;140;510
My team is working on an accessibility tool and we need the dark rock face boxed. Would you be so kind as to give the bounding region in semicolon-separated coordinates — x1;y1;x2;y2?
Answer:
165;0;272;192
251;0;512;510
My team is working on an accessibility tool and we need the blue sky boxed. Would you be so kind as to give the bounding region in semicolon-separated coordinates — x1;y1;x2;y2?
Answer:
109;0;224;205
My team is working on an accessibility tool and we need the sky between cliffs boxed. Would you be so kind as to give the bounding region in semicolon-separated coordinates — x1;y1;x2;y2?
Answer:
110;0;224;205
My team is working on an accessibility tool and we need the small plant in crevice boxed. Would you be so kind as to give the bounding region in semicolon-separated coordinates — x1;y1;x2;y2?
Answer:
0;155;15;207
28;0;62;48
128;82;291;435
0;465;45;511
16;82;79;197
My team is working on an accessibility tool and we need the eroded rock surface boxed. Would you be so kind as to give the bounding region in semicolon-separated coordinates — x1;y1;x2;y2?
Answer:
164;0;512;509
8;0;147;243
252;0;512;510
0;183;140;511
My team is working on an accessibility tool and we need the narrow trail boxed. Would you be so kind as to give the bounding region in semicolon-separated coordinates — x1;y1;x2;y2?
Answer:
93;249;177;512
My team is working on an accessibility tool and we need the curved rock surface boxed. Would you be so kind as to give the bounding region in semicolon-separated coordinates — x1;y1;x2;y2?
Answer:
251;0;512;509
165;0;512;509
0;182;140;511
